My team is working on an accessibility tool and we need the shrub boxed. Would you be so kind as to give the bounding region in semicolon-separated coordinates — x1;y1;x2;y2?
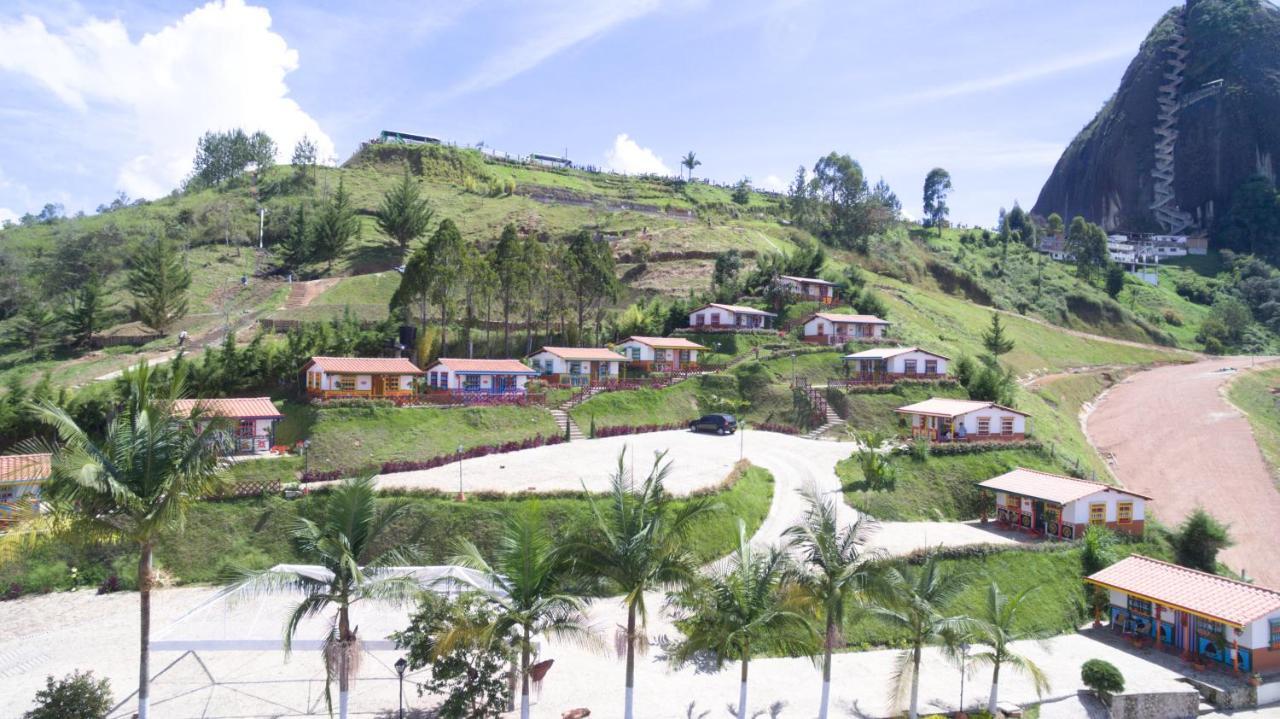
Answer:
1081;659;1125;697
908;436;931;462
1170;508;1232;573
96;575;121;595
23;671;113;719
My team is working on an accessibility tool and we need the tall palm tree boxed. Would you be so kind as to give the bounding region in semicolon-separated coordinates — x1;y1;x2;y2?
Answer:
448;505;598;719
669;520;816;719
868;553;972;719
570;449;715;719
783;483;880;719
681;151;702;181
969;583;1051;714
6;361;228;719
222;475;420;719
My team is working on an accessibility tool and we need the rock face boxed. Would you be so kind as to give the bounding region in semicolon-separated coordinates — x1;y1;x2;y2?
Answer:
1033;0;1280;232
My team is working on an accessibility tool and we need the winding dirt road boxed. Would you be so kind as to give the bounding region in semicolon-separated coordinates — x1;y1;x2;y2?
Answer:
1085;356;1280;585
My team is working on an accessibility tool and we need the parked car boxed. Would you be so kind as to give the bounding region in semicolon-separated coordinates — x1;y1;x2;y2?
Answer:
689;414;737;435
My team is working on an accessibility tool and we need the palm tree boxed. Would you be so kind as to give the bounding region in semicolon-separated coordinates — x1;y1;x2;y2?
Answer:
969;583;1051;714
783;483;880;719
448;505;598;719
222;475;420;718
868;553;972;719
570;449;715;719
7;361;228;719
681;151;702;181
669;520;815;719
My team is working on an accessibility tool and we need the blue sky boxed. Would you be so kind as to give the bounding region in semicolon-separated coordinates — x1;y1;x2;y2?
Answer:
0;0;1175;228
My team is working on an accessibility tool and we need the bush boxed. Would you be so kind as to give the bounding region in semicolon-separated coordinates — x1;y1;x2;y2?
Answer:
1081;659;1125;697
24;671;113;719
1170;508;1232;573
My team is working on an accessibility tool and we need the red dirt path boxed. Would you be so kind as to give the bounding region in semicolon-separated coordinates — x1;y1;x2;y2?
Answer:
1085;356;1280;586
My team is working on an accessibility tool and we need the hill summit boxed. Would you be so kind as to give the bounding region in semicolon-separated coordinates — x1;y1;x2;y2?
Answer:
1033;0;1280;233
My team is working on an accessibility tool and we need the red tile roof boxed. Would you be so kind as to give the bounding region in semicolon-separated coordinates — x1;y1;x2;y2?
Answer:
979;467;1151;504
304;357;424;375
532;347;627;362
895;398;1030;418
173;397;283;419
694;303;777;317
779;275;837;286
0;453;51;484
622;336;709;350
1087;555;1280;627
810;312;890;324
842;346;951;361
428;358;538;374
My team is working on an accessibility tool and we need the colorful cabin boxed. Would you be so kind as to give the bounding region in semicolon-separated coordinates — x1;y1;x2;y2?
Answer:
173;397;284;455
1087;555;1280;674
979;467;1150;540
615;336;708;373
687;303;777;331
526;347;626;387
0;453;50;517
424;358;538;395
841;347;948;382
895;398;1029;442
777;275;837;305
303;357;423;399
801;312;890;345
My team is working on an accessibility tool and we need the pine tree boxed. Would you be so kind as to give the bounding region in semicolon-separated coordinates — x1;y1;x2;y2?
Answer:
127;237;191;334
982;312;1015;358
312;178;360;273
375;166;434;258
1172;508;1232;573
11;303;58;358
62;277;113;348
275;205;312;273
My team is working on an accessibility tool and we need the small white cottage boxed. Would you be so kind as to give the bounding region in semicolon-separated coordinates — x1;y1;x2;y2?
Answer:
842;347;949;381
894;398;1029;442
801;312;890;344
173;397;284;455
424;358;539;395
687;303;777;331
526;347;627;386
0;453;50;516
615;336;708;372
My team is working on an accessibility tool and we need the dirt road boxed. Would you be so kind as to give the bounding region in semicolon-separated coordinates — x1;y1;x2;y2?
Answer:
1085;356;1280;585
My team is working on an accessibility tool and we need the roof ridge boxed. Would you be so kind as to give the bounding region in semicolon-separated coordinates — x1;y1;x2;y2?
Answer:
1128;554;1280;596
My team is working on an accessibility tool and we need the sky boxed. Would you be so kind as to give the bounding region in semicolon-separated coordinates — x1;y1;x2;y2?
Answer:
0;0;1179;228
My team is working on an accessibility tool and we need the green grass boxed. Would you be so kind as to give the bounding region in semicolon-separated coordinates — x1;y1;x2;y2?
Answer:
839;383;970;436
226;456;304;484
0;463;774;592
307;404;560;472
1022;372;1117;480
1228;366;1280;484
838;448;1066;521
570;379;702;429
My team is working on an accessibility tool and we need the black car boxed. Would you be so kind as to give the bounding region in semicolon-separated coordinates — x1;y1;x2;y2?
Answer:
689;413;737;435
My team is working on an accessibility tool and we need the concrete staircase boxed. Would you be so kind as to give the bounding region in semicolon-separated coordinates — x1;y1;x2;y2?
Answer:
803;403;844;440
549;407;585;441
1150;9;1196;234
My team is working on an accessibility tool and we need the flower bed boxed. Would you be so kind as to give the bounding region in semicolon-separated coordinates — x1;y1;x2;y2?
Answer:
752;422;800;435
594;422;688;438
892;439;1042;456
301;434;566;483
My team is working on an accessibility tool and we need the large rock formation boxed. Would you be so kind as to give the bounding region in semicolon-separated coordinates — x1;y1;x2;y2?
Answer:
1033;0;1280;233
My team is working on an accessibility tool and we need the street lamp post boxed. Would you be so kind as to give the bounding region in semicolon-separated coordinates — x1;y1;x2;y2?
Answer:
395;657;408;719
456;443;465;501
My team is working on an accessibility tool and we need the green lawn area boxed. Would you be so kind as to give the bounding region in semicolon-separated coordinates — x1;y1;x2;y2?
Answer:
838;447;1065;521
1228;366;1280;484
226;456;304;484
0;463;773;593
570;379;702;429
1022;372;1117;480
759;350;848;385
307;404;560;472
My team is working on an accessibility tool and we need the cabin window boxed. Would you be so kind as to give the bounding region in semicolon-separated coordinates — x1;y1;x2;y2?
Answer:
1000;417;1015;435
630;347;641;361
1089;503;1106;524
463;375;481;389
236;419;255;438
904;359;918;374
569;361;582;375
680;350;691;363
925;360;938;374
337;376;355;391
710;312;721;325
1004;494;1019;509
1117;502;1134;524
695;314;705;325
530;359;541;372
1127;596;1152;616
1270;619;1280;649
976;417;991;436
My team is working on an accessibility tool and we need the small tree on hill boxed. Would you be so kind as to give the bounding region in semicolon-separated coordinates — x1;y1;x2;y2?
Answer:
1105;264;1126;299
732;178;751;205
62;276;113;349
1171;508;1232;573
312;178;360;273
982;312;1015;358
1046;212;1064;237
291;135;318;187
922;168;952;236
376;166;435;258
188;129;276;188
127;236;191;334
276;205;312;274
23;671;113;719
681;151;702;181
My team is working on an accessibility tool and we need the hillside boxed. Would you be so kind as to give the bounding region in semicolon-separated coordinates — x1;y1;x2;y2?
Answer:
1033;0;1280;234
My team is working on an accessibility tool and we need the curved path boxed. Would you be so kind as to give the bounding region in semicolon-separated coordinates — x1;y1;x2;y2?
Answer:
1085;356;1280;585
377;429;1021;556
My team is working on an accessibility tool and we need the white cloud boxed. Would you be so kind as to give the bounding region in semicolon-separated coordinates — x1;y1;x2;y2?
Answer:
0;207;17;225
879;44;1134;108
445;0;661;97
758;174;787;192
603;134;672;176
0;0;334;199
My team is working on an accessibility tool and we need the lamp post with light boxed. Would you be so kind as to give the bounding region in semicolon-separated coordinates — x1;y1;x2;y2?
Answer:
456;443;465;501
395;657;408;718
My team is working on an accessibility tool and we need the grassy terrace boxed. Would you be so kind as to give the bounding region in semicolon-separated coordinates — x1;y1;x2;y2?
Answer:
0;463;774;593
569;380;702;430
1228;365;1280;482
307;404;560;472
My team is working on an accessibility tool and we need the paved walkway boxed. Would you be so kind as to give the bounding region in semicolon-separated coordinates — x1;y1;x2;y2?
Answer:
1085;356;1280;585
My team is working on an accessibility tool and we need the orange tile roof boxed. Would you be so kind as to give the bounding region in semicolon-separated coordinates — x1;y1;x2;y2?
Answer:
173;397;283;419
532;347;627;362
696;303;777;317
779;275;837;286
1087;555;1280;627
622;336;709;350
305;356;424;375
429;358;538;374
894;398;1030;417
0;453;51;484
811;312;890;324
979;467;1151;504
842;346;951;361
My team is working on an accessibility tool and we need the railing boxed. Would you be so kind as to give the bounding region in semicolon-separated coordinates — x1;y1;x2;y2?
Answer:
834;372;947;386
